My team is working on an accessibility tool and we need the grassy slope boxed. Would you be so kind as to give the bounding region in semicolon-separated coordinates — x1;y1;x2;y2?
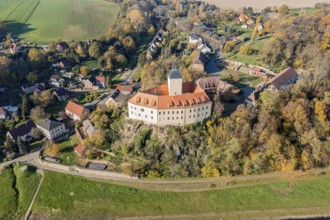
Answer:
0;0;120;43
0;165;41;219
0;168;17;219
13;165;41;216
33;171;330;219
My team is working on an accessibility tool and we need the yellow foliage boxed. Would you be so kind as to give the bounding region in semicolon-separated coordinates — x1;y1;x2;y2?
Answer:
315;101;327;122
201;164;220;177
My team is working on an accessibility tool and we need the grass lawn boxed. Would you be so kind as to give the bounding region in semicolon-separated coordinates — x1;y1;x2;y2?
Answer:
0;0;119;43
29;139;45;151
0;168;17;219
225;37;270;66
57;134;79;165
32;171;330;219
0;165;41;219
82;60;99;69
220;69;265;88
291;8;316;15
46;99;69;116
13;165;41;216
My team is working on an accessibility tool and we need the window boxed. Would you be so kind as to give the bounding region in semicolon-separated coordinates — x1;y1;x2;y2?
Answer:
198;108;200;112
198;114;199;117
181;111;183;114
189;115;191;118
176;117;178;119
163;111;165;115
177;111;179;114
141;108;145;112
168;111;170;114
194;109;196;112
151;116;153;119
190;110;192;113
138;114;140;116
145;115;147;118
172;117;174;120
172;111;174;114
206;106;208;109
168;117;170;120
151;111;153;114
202;107;204;110
131;111;133;114
181;116;183;119
159;112;161;115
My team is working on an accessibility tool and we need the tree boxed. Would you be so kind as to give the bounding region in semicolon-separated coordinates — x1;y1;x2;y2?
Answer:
148;25;155;35
30;106;48;121
21;94;29;120
278;4;289;15
223;41;235;52
106;76;112;89
122;36;136;53
26;72;38;82
5;135;15;151
80;66;89;77
17;138;27;155
88;42;101;58
31;127;42;139
239;45;252;55
39;90;54;107
115;54;127;67
251;27;258;41
45;144;61;157
28;48;46;69
314;101;327;122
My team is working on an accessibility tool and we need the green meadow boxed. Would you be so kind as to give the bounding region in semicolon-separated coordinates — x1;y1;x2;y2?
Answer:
32;171;330;219
0;0;120;43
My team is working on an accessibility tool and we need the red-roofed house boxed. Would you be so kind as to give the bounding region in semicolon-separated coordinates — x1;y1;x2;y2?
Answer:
65;101;90;121
95;76;106;88
250;67;267;78
74;144;84;157
267;67;298;91
116;85;133;95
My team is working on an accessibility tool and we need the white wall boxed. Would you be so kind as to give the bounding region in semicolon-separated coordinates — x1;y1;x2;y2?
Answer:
128;102;212;126
168;77;182;96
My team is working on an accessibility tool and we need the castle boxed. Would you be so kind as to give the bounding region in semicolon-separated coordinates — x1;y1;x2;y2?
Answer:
128;61;212;126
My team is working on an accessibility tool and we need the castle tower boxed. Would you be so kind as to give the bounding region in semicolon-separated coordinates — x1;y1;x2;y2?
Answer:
168;60;182;96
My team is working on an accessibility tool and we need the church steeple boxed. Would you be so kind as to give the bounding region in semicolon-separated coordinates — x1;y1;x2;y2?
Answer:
168;59;182;96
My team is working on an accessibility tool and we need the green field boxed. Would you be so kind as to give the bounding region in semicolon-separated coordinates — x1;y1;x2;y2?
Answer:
0;0;120;43
0;165;41;219
31;171;330;219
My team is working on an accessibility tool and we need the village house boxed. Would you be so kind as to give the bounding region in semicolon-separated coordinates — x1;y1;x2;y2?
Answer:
36;119;66;140
267;67;298;91
81;78;99;90
59;59;71;69
82;119;95;138
1;106;19;116
128;61;212;126
116;84;133;95
57;42;69;52
95;76;106;88
50;75;65;88
250;67;268;78
0;107;6;119
7;121;36;142
21;83;36;95
53;88;69;101
189;34;203;45
74;144;84;157
65;101;90;121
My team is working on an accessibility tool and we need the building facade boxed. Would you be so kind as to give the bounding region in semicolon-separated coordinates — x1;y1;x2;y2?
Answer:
36;119;66;140
128;62;212;126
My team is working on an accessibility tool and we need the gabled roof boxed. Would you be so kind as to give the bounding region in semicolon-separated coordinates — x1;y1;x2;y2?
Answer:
168;60;182;79
60;59;71;67
95;76;105;83
268;67;298;90
83;119;95;136
74;145;84;155
116;85;133;93
251;67;263;72
51;75;61;82
54;88;69;97
65;101;88;116
8;121;36;140
37;119;64;131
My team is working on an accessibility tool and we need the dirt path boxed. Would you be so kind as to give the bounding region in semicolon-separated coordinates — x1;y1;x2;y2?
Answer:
24;169;44;220
202;0;330;12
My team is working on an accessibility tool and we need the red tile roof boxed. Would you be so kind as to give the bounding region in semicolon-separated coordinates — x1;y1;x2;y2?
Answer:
74;145;84;155
128;82;211;110
268;67;298;90
65;101;88;116
51;75;60;81
116;85;133;93
96;76;105;83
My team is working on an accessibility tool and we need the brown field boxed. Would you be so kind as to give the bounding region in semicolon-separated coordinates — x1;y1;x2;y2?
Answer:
202;0;330;12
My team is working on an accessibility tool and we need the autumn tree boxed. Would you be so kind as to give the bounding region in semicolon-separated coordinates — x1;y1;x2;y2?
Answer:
30;106;48;121
80;66;89;76
28;48;46;69
239;45;252;55
26;72;38;82
223;41;235;52
88;42;101;58
278;4;289;15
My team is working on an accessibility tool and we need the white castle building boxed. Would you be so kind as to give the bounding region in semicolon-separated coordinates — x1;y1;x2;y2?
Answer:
128;61;212;126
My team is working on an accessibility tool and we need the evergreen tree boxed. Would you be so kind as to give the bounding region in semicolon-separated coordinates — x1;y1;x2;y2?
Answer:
21;94;29;120
106;75;112;89
17;138;27;155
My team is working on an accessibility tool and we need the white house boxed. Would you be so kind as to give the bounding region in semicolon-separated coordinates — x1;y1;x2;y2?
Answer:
65;101;90;121
50;75;64;88
128;61;212;126
197;44;211;54
36;119;66;140
189;34;203;45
